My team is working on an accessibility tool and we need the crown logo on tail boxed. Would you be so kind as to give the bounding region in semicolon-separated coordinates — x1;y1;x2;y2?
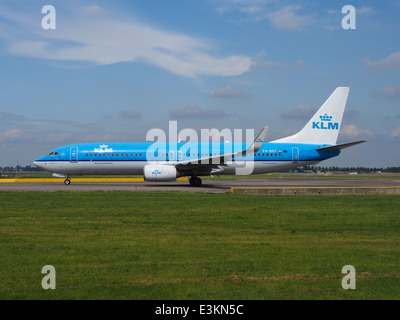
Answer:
320;114;333;122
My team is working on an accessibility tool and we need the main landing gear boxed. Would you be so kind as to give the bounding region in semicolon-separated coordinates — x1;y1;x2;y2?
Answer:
64;177;71;185
189;176;202;187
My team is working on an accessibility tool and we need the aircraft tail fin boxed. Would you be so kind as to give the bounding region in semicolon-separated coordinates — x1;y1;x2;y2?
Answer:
271;87;350;145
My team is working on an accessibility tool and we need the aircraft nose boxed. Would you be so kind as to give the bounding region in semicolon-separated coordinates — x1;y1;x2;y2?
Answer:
33;159;44;169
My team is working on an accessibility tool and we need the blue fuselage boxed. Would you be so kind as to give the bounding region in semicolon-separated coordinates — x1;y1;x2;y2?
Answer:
34;142;339;177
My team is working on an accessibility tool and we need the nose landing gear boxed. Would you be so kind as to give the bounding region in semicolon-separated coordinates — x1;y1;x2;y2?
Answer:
64;177;71;185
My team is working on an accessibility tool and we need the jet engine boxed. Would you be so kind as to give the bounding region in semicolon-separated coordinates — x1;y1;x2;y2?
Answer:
143;164;178;181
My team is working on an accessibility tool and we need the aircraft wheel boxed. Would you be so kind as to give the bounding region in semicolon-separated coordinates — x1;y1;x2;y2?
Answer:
189;177;202;187
64;179;71;185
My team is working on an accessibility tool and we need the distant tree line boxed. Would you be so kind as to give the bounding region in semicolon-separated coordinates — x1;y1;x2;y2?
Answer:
0;165;43;172
297;166;400;173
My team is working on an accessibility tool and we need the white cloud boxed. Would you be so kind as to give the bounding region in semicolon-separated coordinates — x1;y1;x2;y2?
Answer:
268;6;311;30
212;1;312;29
212;86;247;98
251;57;284;69
169;103;226;119
391;126;400;138
0;112;26;122
280;104;316;119
363;52;400;69
382;85;400;99
214;0;275;16
0;128;24;141
327;9;339;15
83;5;107;17
340;124;373;138
120;110;142;119
370;85;400;99
250;57;306;70
295;59;306;69
358;7;373;14
1;5;253;78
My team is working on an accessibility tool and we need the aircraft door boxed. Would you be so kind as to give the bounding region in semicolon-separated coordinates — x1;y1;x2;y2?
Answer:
70;147;78;163
292;147;299;163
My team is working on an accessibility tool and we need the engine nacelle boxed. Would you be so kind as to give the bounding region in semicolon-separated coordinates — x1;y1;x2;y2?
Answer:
143;164;177;181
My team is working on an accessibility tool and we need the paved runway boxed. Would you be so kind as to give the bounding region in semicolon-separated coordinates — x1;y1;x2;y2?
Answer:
1;177;399;193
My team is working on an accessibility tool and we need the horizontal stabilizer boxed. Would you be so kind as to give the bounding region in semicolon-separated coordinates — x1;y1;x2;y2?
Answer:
316;140;367;152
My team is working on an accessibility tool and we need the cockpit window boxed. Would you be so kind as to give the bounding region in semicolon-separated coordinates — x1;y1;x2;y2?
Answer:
48;152;59;156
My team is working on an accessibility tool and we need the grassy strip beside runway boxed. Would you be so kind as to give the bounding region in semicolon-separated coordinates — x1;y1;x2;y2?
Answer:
0;191;399;299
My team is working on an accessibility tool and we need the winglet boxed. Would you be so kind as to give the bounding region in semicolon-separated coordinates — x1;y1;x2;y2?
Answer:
175;126;269;166
245;126;269;155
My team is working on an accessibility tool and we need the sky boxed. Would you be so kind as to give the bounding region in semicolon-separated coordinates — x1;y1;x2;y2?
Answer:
0;0;399;168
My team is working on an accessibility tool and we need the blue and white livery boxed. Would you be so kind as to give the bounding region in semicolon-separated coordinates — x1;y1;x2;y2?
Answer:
34;87;366;186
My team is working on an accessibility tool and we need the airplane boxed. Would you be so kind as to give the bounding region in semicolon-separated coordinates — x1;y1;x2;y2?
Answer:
33;87;367;186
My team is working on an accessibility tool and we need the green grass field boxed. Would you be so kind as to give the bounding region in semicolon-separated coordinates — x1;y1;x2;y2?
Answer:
0;191;399;299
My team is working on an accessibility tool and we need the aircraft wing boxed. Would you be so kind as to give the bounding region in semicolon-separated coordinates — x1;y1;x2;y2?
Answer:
316;140;367;152
175;126;269;171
